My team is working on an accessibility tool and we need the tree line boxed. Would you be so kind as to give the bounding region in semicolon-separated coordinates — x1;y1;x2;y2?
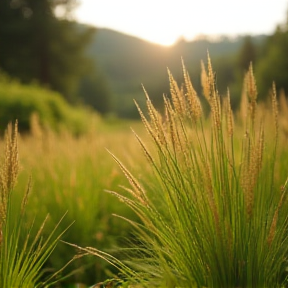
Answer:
0;0;111;114
0;1;287;117
214;13;288;108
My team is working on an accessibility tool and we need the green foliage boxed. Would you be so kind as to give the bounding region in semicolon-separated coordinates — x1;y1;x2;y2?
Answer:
256;19;288;98
237;35;257;71
78;70;112;115
0;75;96;134
0;0;96;103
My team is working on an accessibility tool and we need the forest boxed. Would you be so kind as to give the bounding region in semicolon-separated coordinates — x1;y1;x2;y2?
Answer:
1;0;288;127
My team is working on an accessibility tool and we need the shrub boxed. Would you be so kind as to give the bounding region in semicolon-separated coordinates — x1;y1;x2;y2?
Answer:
0;74;97;135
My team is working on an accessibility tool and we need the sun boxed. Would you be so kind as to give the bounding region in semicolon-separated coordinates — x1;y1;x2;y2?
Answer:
74;0;288;46
74;0;200;46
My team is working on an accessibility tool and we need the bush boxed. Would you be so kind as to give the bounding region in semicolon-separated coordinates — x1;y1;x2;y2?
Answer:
0;74;98;135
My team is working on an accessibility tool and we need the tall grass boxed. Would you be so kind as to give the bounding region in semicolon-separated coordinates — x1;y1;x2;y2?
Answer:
12;118;145;286
0;121;69;288
73;57;288;288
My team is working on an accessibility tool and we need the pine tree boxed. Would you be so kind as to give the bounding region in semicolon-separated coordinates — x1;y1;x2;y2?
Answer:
0;0;99;104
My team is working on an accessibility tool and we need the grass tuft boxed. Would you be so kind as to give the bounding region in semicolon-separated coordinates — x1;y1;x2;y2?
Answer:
0;122;69;288
75;57;288;288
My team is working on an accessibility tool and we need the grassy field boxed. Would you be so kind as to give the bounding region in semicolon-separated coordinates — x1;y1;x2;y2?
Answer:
0;118;149;287
1;57;288;288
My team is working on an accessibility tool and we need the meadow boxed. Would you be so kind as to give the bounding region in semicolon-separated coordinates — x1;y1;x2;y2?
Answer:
0;117;147;287
1;57;288;288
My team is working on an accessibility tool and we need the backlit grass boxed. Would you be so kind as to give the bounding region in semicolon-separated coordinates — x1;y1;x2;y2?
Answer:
73;57;288;288
1;56;288;288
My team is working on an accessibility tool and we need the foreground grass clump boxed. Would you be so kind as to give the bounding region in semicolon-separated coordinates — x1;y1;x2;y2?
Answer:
0;122;68;288
74;57;288;288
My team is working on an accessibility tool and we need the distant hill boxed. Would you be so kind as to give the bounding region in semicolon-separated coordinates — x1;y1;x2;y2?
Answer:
86;27;267;117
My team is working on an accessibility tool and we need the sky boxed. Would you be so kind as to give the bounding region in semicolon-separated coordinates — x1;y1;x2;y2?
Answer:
74;0;288;46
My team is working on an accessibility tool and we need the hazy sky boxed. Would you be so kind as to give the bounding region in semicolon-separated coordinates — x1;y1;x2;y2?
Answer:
75;0;288;46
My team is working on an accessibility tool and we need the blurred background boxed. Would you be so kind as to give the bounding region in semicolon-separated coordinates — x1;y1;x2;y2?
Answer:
1;0;288;127
1;1;288;287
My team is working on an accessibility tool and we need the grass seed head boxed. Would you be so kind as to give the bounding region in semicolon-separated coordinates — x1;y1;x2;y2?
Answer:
0;121;19;239
245;63;258;126
201;60;211;103
168;69;186;116
182;61;202;122
224;89;234;136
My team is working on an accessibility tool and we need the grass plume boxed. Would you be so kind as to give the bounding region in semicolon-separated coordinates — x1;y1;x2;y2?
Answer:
74;57;288;288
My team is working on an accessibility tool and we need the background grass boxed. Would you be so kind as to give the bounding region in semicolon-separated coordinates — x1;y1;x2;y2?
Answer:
0;119;146;287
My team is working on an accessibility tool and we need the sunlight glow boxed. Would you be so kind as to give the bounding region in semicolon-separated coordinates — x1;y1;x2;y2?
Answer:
75;0;287;46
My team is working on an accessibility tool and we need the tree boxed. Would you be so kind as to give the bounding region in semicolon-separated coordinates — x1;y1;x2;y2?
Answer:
78;71;112;114
0;0;97;103
256;15;288;98
237;35;256;72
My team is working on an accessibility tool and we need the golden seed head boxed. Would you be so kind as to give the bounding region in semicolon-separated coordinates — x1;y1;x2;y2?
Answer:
246;63;257;101
0;122;19;221
201;60;211;103
182;61;202;121
245;64;258;126
168;69;186;116
226;90;234;136
0;121;19;245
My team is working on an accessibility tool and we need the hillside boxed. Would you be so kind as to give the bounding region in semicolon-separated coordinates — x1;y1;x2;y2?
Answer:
87;27;267;117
